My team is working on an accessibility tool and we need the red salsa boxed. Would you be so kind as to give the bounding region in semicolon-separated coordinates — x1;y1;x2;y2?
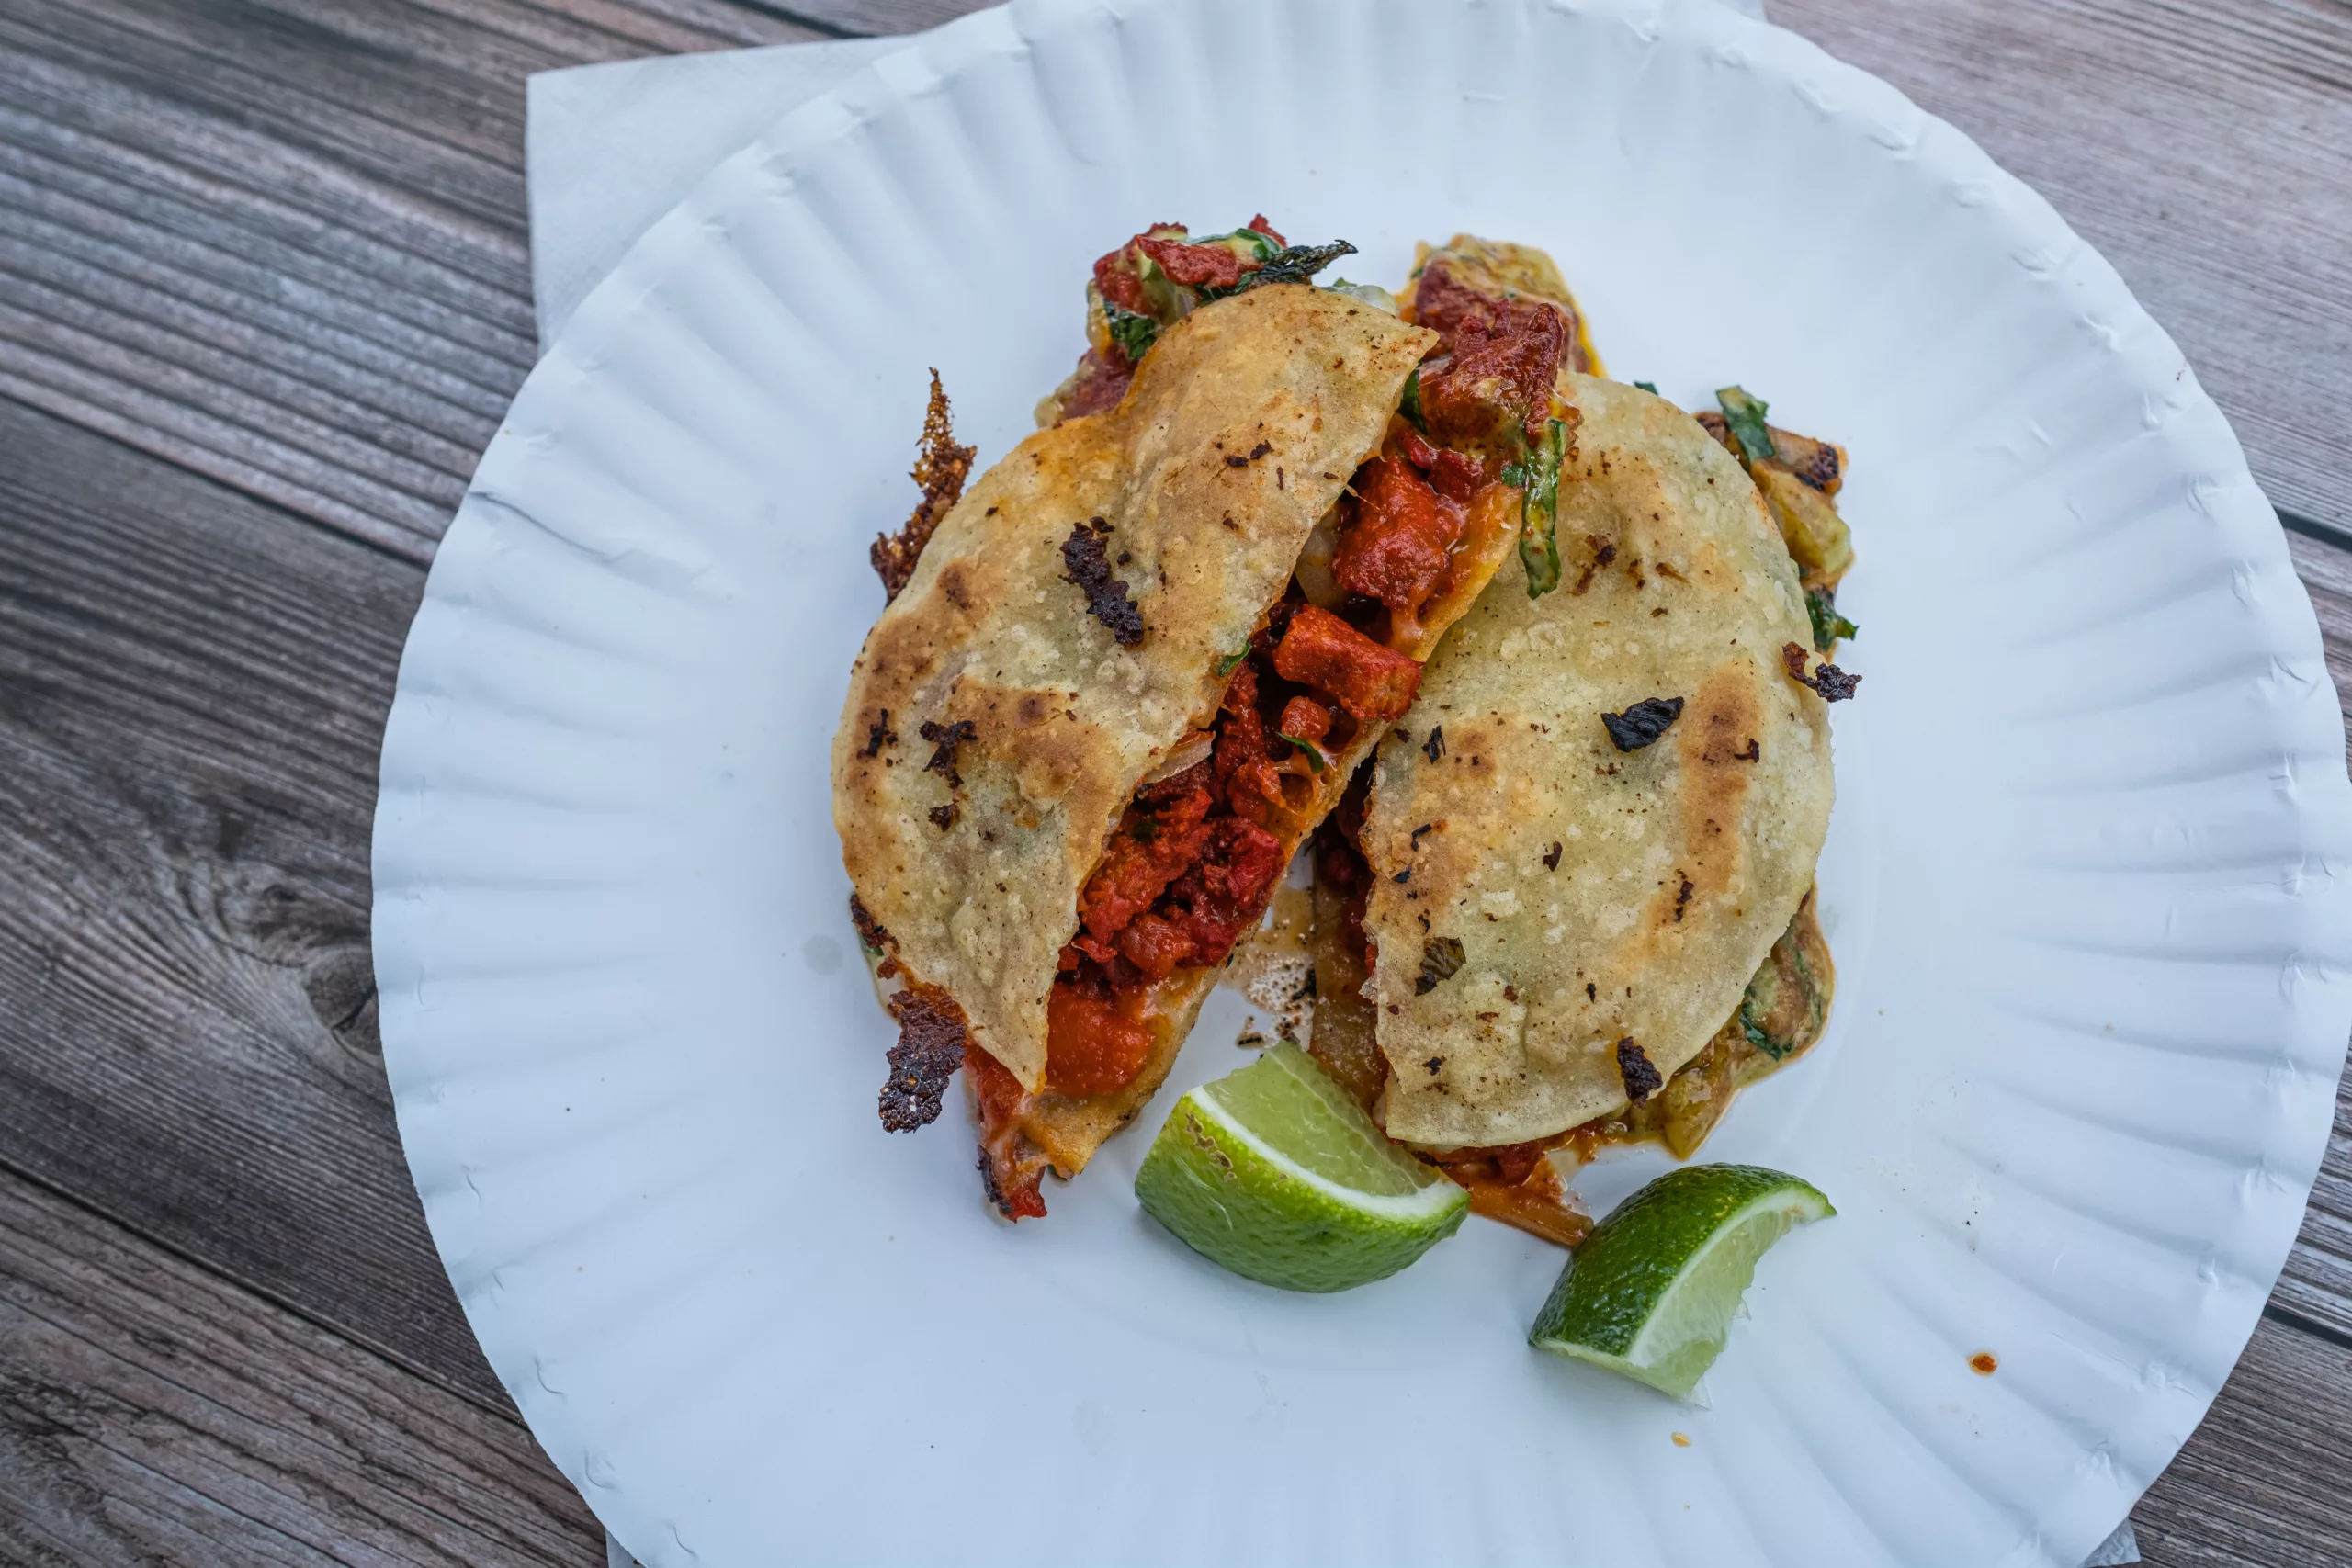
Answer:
1043;605;1412;1099
978;225;1578;1219
1040;231;1577;1105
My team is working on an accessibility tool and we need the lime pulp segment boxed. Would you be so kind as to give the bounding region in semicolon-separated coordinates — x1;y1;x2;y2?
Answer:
1529;1163;1833;1399
1198;1041;1430;1198
1135;1044;1468;1293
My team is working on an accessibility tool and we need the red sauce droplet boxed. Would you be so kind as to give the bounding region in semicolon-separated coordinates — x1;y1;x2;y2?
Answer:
1969;1351;1999;1376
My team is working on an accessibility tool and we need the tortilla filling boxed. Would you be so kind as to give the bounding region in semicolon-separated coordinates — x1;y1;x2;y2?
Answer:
971;225;1573;1218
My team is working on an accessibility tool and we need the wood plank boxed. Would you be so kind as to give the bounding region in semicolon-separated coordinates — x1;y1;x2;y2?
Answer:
0;0;824;559
0;1163;597;1567
10;0;2348;559
757;0;966;33
1;1073;2341;1568
0;392;511;1403
2268;529;2352;1345
2131;1311;2352;1568
2;2;2348;1558
2273;1067;2352;1344
6;367;2346;1556
1773;0;2352;538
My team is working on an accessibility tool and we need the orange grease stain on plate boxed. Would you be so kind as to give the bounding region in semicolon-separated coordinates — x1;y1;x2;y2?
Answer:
1670;1431;1692;1448
1969;1351;1999;1375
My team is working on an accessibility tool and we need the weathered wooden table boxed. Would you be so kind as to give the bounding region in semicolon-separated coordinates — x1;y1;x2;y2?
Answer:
1;1;2346;1562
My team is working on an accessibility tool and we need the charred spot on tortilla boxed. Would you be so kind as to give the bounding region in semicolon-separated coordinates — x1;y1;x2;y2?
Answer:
978;1145;1048;1221
1061;519;1146;648
1416;935;1467;995
1811;664;1861;701
1423;726;1446;762
929;802;959;831
1601;695;1685;751
878;985;967;1132
1392;867;1411;885
861;708;897;758
1781;641;1861;702
870;370;976;602
1672;874;1695;922
837;267;1506;1217
1569;536;1618;596
919;718;978;787
1616;1038;1664;1101
1425;1056;1445;1074
1226;440;1274;468
1411;823;1437;848
1544;841;1564;871
849;894;893;956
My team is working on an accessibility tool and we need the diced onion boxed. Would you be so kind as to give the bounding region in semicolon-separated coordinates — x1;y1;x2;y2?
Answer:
1142;728;1216;784
1329;281;1400;315
1294;504;1349;610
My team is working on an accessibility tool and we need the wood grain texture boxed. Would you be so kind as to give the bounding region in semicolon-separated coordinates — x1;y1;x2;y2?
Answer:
0;392;510;1403
0;0;824;559
2120;530;2352;1568
755;0;968;31
0;1165;595;1567
0;0;2349;1562
3;372;2346;1560
7;0;2349;558
2133;1310;2352;1568
1771;0;2352;540
2263;530;2352;1348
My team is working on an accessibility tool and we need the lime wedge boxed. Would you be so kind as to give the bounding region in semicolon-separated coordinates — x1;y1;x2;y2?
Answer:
1529;1164;1833;1398
1136;1044;1468;1292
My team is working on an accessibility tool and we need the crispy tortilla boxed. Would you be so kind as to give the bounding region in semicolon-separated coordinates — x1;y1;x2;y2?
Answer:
833;285;1436;1095
1001;478;1520;1179
1360;375;1835;1148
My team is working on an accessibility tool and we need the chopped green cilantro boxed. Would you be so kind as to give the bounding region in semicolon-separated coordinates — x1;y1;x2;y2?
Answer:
1519;417;1568;598
1715;386;1776;464
1805;587;1858;652
1399;366;1426;431
1104;304;1159;364
1279;734;1329;773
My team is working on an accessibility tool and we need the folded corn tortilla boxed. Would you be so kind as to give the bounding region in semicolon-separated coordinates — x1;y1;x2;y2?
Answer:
833;285;1436;1097
1361;375;1836;1148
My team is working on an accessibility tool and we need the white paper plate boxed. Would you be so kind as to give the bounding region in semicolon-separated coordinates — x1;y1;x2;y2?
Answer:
372;1;2352;1562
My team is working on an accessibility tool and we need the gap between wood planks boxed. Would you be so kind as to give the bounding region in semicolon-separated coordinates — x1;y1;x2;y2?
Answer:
0;1152;523;1429
0;392;502;1406
4;1098;2346;1568
4;375;2351;1563
2;0;2350;565
0;1159;602;1568
1;0;2350;1560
